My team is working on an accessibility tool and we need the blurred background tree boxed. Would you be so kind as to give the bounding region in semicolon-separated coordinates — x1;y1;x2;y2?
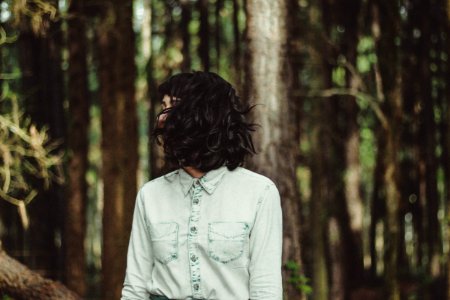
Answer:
1;0;450;299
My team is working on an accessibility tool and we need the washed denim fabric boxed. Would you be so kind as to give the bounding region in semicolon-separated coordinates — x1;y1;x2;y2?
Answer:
120;166;283;300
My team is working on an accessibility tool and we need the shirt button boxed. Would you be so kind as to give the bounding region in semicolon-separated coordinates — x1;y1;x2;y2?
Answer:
190;226;197;234
190;254;198;262
193;283;199;290
193;198;199;204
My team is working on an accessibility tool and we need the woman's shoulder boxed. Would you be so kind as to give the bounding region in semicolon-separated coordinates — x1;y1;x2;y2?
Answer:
229;167;277;188
138;169;179;193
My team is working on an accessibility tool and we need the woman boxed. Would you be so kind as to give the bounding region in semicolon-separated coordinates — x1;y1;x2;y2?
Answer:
121;71;283;300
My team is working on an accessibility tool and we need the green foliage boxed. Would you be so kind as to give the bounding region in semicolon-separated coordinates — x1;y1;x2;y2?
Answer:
285;260;312;295
357;36;377;74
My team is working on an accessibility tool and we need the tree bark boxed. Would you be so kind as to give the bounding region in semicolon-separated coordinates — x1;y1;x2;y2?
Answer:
0;248;81;300
96;1;138;299
244;1;304;299
17;0;65;280
371;1;402;299
65;0;89;295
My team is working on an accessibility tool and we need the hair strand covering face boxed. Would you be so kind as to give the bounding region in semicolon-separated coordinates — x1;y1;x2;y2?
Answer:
151;71;257;172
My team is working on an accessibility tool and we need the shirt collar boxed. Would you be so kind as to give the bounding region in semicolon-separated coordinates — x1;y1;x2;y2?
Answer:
164;165;228;196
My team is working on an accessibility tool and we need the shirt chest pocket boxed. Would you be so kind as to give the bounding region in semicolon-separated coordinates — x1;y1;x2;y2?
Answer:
208;222;250;264
149;222;179;264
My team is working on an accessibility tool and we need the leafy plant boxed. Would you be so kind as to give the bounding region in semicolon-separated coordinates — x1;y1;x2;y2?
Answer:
285;259;312;295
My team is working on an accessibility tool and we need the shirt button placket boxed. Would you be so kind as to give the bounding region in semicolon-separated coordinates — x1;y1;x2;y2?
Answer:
188;179;203;298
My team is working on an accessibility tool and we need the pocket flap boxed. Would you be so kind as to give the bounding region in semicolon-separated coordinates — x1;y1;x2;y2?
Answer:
149;222;178;240
209;222;249;240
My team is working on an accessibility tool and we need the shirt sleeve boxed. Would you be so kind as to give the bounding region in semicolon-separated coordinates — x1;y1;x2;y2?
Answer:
249;183;283;300
121;188;153;300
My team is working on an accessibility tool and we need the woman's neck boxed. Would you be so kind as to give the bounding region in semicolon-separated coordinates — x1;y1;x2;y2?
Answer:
182;166;205;178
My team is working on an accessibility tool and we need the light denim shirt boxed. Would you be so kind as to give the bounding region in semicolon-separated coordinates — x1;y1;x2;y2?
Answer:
121;165;283;300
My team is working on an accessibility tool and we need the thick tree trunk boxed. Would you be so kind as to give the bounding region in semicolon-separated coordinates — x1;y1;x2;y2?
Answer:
96;1;138;299
244;1;304;299
0;248;80;300
372;1;402;299
65;0;89;295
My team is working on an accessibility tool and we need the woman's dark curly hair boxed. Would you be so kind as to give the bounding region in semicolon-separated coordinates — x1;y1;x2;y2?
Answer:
152;71;257;172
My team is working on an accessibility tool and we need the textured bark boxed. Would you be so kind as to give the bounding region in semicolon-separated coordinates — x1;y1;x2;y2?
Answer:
244;1;304;299
96;1;138;299
65;0;89;295
372;1;402;299
0;249;80;300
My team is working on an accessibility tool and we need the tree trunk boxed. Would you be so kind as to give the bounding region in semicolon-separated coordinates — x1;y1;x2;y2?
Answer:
445;1;450;298
372;1;402;299
415;0;441;279
148;0;175;179
244;1;304;299
96;1;138;299
232;0;242;90
180;0;192;72
310;95;331;300
0;248;81;300
338;0;365;294
197;0;210;71
399;1;422;274
369;127;386;279
321;0;365;297
17;0;65;280
215;0;224;72
65;0;89;295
